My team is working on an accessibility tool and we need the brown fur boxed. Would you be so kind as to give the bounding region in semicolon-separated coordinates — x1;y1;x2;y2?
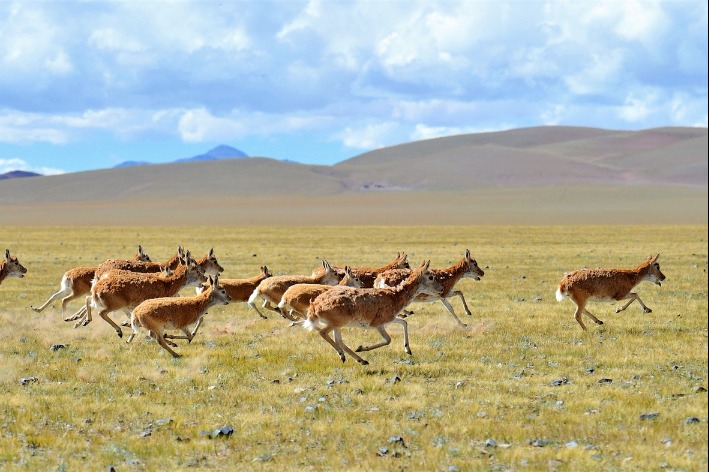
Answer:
0;249;27;285
247;260;340;320
327;252;410;288
374;249;485;327
277;266;364;322
71;254;207;338
304;260;443;365
32;246;150;314
95;246;184;279
127;275;231;358
202;266;272;303
556;254;666;330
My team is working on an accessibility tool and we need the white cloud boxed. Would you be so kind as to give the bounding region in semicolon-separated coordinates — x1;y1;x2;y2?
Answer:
619;92;655;122
0;158;64;175
338;122;400;150
411;124;502;141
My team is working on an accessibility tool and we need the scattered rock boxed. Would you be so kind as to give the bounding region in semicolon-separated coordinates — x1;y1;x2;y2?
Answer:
549;377;569;386
640;413;659;420
598;378;613;384
19;377;38;385
140;430;152;438
252;454;273;462
692;385;707;393
484;438;497;448
532;439;551;447
389;376;401;384
200;426;234;439
565;440;579;448
685;417;700;425
50;344;66;351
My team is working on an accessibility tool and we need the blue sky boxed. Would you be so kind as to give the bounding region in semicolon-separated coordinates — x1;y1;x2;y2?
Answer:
1;0;707;175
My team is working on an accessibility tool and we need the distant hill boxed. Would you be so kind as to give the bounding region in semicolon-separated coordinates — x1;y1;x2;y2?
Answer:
175;145;247;162
0;170;42;180
2;126;706;225
114;160;151;168
115;144;248;168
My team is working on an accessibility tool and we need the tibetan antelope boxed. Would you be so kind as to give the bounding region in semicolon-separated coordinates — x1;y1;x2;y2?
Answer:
247;260;341;320
198;265;272;303
303;260;443;365
127;275;231;358
31;245;151;315
374;249;485;327
0;249;27;285
556;254;666;330
277;266;364;323
327;252;410;288
94;246;185;280
75;252;207;337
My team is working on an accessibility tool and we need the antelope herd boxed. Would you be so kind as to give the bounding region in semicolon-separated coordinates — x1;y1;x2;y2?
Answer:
1;246;667;361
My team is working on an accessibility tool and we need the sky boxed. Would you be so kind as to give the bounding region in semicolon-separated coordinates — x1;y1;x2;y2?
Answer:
0;0;707;175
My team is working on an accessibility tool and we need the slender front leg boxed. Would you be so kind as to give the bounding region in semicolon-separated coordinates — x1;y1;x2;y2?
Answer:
452;290;473;317
615;293;651;313
439;298;467;328
316;326;348;363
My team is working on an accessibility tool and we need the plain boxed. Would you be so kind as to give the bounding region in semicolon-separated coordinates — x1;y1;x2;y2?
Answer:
0;225;707;471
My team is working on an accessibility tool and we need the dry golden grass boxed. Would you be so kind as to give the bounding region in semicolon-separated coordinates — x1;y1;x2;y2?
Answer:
0;225;707;471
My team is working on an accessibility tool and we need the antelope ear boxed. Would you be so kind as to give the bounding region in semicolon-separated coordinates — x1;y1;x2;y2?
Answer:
652;254;660;262
4;249;9;260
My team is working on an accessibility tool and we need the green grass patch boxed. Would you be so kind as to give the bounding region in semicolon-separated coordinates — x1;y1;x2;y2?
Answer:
0;225;706;471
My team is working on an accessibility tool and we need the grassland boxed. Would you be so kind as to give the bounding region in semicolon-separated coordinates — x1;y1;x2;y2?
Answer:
1;225;707;471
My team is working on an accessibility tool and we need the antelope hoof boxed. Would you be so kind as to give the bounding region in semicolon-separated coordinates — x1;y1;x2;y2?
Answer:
116;330;123;338
615;308;622;314
81;319;90;327
596;320;604;325
31;307;40;313
355;345;364;352
405;347;412;355
339;354;346;363
358;359;369;366
643;308;652;314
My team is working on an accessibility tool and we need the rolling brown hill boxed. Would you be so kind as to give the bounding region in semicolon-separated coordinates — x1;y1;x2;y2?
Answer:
1;126;706;225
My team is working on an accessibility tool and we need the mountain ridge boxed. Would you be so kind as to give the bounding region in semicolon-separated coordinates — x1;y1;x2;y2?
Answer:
1;125;706;225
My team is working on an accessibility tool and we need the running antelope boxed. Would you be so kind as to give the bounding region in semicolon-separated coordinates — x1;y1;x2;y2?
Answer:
247;260;340;320
373;249;485;327
303;260;443;365
277;266;364;323
127;275;231;358
198;265;272;303
555;254;666;331
94;246;185;279
0;249;27;285
32;245;151;315
75;252;207;337
327;252;410;288
72;247;222;324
